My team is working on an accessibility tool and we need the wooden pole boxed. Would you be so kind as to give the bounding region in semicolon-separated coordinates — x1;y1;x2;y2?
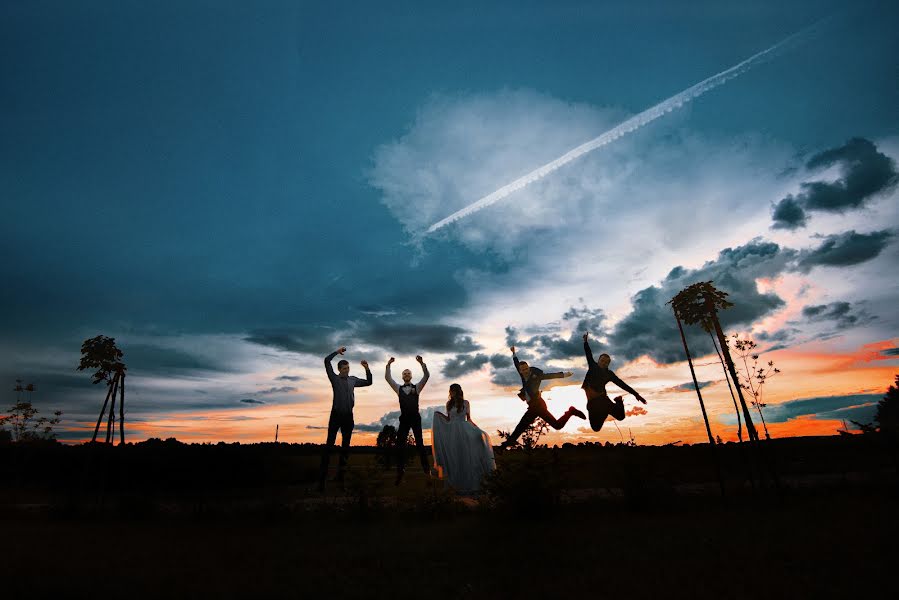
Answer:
704;297;758;442
674;308;726;499
92;374;116;443
118;371;126;445
105;373;119;445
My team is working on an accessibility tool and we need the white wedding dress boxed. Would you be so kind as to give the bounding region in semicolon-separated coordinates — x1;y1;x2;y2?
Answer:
432;400;496;493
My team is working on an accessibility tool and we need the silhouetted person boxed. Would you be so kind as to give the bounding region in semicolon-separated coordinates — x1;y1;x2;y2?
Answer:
498;346;585;449
385;355;431;485
582;332;647;432
319;346;372;491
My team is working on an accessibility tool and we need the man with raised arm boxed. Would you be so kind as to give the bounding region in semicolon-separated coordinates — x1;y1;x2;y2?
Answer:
319;346;372;492
498;346;586;450
385;355;431;485
581;332;647;432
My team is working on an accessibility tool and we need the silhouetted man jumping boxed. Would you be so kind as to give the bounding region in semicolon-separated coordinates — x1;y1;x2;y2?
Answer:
581;332;647;432
319;346;372;491
498;346;585;449
385;355;431;485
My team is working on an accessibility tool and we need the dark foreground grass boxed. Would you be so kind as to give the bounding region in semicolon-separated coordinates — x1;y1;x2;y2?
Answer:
3;488;896;599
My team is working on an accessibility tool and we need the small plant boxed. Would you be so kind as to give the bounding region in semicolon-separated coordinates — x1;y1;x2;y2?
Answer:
0;380;62;442
496;418;550;450
731;333;780;440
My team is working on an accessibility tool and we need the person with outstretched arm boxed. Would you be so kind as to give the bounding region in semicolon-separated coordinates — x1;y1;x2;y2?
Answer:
319;346;372;491
581;332;647;432
385;355;431;485
498;346;585;449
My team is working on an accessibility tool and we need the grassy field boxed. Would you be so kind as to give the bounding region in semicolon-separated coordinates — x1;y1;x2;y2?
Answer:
1;436;897;598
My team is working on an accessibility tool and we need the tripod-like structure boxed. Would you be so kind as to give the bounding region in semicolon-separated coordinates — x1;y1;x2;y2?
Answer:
670;281;779;493
78;335;127;445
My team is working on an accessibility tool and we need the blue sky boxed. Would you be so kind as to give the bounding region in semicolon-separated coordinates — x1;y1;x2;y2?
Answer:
1;0;897;443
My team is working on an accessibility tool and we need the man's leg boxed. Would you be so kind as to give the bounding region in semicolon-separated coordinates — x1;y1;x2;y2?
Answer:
534;400;573;430
337;414;353;482
395;416;412;482
411;416;429;474
501;407;538;447
610;396;625;421
318;412;340;490
587;395;611;432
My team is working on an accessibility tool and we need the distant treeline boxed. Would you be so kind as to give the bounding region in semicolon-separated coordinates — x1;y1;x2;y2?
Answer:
0;434;894;494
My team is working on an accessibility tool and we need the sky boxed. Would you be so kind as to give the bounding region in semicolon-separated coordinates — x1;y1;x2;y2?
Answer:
2;0;897;446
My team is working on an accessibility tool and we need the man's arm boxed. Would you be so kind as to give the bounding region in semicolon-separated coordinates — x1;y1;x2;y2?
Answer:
324;348;343;379
355;360;373;387
385;358;399;393
511;346;520;371
416;355;430;393
540;370;574;381
583;334;597;367
610;371;646;403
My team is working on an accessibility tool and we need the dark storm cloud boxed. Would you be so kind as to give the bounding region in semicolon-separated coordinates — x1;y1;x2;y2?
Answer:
770;197;808;230
244;326;338;355
800;301;875;330
240;398;265;405
124;344;237;375
796;230;894;272
609;240;794;364
881;347;899;357
519;307;607;361
353;321;482;354
771;138;898;229
275;375;302;381
442;353;490;378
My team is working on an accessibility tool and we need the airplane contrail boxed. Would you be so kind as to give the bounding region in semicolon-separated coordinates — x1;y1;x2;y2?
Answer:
425;23;821;234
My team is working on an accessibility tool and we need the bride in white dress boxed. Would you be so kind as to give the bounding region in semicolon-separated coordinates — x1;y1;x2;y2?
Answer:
432;384;496;493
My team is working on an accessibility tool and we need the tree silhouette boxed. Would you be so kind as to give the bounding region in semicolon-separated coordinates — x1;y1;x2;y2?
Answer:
376;424;398;469
670;281;760;443
671;281;782;495
77;335;127;444
853;375;899;438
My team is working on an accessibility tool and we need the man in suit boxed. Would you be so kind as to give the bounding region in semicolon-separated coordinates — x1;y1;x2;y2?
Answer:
319;346;372;491
498;346;586;449
385;355;431;485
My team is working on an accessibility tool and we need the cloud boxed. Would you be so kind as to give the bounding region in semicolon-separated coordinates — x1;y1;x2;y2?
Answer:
770;196;808;230
609;239;794;364
625;406;648;417
442;353;490;378
771;138;898;229
123;343;237;375
519;306;607;361
352;321;481;354
721;394;881;425
800;301;876;330
881;347;899;357
796;229;894;272
665;381;714;393
244;325;337;355
240;398;265;405
275;375;302;381
257;386;297;395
